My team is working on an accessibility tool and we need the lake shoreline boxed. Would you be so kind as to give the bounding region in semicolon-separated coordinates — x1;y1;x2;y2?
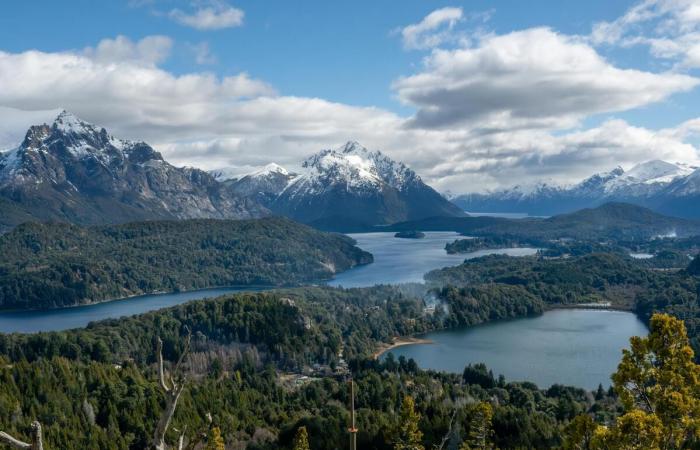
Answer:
548;303;633;312
0;284;275;314
373;337;434;359
379;309;648;389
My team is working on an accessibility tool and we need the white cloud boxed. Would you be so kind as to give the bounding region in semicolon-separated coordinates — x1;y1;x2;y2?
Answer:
401;7;464;50
169;1;244;30
84;35;173;66
0;34;699;194
394;27;698;129
592;0;700;68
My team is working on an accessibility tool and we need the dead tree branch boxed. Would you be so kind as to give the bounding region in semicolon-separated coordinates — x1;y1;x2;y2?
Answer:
153;327;192;450
0;421;43;450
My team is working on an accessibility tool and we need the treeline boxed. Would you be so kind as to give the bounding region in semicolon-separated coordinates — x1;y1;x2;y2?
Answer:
0;217;372;310
0;283;546;369
444;236;529;254
426;253;655;307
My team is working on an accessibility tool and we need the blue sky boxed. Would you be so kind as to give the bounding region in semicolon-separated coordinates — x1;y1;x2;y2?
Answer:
1;0;700;192
0;1;638;110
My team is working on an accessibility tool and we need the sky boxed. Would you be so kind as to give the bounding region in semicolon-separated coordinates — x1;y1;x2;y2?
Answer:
2;0;700;193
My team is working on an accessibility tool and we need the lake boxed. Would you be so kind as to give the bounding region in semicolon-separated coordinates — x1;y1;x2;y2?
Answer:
0;287;260;333
0;232;537;332
383;309;648;389
329;232;539;288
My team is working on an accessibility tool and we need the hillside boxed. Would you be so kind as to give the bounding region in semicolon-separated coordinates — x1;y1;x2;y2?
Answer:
0;111;267;232
0;217;372;310
389;202;700;241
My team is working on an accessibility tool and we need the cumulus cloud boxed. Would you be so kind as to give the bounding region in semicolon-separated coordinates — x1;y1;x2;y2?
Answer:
592;0;700;68
394;27;698;129
84;35;173;66
169;1;244;30
1;33;700;194
400;7;464;50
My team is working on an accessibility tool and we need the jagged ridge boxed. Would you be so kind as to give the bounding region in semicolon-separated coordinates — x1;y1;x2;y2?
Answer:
0;111;267;231
223;141;465;229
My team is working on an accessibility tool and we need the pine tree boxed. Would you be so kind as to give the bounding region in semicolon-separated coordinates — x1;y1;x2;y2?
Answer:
293;425;310;450
205;427;225;450
394;395;424;450
594;384;605;401
460;402;493;450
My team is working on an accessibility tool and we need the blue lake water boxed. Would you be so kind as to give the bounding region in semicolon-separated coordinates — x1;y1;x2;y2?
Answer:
0;232;537;333
0;287;260;333
329;232;538;288
384;309;648;389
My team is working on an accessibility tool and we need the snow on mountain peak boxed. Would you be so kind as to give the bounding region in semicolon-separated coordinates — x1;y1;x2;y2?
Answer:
53;110;97;135
297;141;418;192
622;160;693;184
338;140;366;154
249;162;289;177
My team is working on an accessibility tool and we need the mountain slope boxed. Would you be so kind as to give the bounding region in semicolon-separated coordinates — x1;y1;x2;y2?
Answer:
389;202;700;241
221;163;297;206
452;160;700;218
235;141;464;229
0;216;373;310
0;111;267;231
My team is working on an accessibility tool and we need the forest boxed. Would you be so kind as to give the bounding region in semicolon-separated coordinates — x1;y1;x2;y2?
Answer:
0;284;619;449
0;218;372;310
2;239;700;447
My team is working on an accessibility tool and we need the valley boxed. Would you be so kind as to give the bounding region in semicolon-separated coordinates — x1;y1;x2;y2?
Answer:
1;115;699;450
4;3;700;447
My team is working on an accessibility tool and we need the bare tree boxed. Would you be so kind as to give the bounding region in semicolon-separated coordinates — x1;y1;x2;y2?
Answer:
434;408;458;450
0;421;44;450
153;328;192;450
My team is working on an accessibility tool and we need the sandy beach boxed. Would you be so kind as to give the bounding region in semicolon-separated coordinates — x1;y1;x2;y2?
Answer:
372;336;433;359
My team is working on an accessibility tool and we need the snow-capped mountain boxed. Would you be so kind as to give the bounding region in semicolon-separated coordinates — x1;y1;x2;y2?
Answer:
451;160;700;219
219;141;464;229
0;111;267;231
220;163;297;205
274;141;464;228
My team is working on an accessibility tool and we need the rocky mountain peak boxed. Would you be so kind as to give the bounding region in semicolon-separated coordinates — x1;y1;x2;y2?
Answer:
250;162;289;177
53;110;96;135
0;114;268;227
299;141;418;192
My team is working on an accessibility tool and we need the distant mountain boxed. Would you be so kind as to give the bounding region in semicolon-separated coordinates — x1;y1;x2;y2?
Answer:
0;111;267;231
216;141;465;230
219;163;298;206
389;202;700;241
451;160;700;218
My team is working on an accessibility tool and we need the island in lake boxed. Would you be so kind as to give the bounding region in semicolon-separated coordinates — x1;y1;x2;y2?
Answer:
394;230;426;239
445;236;526;253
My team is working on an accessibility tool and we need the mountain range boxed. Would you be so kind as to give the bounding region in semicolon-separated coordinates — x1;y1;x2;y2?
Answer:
452;160;700;219
215;141;464;230
0;113;462;232
0;111;267;231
